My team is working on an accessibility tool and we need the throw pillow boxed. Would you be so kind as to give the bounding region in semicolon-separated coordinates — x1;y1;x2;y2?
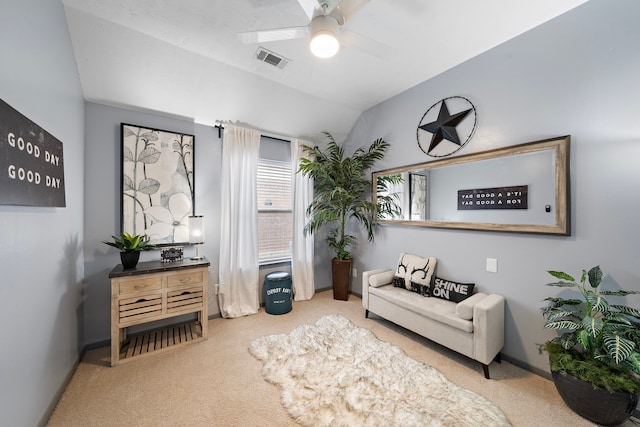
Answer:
431;277;475;303
392;276;405;288
409;280;431;296
369;270;396;288
393;253;409;288
393;253;437;296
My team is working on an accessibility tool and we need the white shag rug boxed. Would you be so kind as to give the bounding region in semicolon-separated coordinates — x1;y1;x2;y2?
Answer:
249;314;511;427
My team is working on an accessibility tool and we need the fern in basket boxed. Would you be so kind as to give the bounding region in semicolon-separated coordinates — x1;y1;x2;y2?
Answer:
540;265;640;392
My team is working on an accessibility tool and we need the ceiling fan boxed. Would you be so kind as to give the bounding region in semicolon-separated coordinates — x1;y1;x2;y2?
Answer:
237;0;392;59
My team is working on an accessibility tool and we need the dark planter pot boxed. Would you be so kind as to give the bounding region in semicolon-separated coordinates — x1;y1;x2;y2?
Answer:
551;370;639;426
331;258;352;301
120;251;140;269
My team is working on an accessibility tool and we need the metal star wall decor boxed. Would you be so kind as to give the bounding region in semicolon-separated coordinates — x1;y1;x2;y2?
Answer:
416;96;477;157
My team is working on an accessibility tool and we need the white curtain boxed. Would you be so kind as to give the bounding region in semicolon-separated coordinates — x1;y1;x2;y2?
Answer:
218;125;261;318
290;139;315;301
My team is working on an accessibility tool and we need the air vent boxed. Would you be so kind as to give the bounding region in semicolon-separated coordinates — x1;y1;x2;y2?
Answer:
255;47;290;69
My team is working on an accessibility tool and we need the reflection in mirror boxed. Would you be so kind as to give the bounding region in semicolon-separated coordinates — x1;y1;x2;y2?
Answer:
375;173;404;220
373;136;570;235
410;172;428;220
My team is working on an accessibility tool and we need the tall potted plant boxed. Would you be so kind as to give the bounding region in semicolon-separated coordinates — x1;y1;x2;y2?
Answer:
539;266;640;425
298;132;400;300
103;232;156;269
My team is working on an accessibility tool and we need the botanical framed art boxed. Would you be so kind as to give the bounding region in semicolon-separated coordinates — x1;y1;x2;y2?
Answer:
120;123;195;245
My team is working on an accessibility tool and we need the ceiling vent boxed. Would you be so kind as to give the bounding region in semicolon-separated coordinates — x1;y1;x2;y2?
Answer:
255;47;290;69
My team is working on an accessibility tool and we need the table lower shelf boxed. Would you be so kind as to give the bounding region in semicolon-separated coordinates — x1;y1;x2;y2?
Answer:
115;321;205;365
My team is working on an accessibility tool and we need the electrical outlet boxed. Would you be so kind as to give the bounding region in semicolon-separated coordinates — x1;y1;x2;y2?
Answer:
352;268;358;278
486;258;498;273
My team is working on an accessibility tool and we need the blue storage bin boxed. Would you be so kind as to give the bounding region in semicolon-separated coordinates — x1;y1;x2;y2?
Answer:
263;271;292;315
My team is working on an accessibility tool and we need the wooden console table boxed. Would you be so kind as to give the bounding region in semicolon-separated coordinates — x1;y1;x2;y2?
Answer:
109;258;209;366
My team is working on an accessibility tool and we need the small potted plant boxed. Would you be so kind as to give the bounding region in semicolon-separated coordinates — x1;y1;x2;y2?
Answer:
539;265;640;425
103;232;155;269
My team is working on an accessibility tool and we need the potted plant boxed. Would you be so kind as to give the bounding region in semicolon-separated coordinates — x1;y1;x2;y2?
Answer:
539;266;640;425
298;132;400;300
103;232;155;269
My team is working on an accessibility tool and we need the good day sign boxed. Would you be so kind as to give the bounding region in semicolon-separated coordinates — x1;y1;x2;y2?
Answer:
0;98;65;207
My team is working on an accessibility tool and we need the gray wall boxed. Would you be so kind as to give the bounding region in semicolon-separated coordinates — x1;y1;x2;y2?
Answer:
0;1;85;426
83;103;222;345
338;0;640;375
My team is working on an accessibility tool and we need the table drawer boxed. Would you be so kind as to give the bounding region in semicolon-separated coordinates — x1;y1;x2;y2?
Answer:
119;293;163;323
118;277;162;295
167;269;205;288
167;286;203;313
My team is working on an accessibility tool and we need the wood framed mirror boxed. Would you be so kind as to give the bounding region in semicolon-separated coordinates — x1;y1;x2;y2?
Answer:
373;135;570;235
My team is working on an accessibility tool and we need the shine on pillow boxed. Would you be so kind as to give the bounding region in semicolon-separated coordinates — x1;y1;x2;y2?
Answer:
431;277;475;303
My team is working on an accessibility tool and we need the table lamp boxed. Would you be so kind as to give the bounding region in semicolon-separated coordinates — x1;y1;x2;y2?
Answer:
188;215;204;260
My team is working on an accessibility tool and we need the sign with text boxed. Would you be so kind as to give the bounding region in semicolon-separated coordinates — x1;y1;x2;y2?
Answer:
0;98;65;207
458;185;528;210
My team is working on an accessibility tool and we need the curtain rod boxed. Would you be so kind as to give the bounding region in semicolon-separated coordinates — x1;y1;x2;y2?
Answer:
214;122;298;143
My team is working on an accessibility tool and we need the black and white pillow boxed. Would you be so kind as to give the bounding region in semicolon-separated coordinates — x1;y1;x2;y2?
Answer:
409;280;431;296
393;253;409;288
431;277;475;302
393;253;437;296
392;275;406;288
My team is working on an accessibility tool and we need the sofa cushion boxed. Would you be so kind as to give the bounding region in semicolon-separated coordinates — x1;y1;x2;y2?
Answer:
431;277;475;303
369;284;473;333
455;292;488;320
369;270;395;288
392;253;437;296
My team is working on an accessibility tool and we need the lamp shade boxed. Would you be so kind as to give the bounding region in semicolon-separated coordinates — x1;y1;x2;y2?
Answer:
188;215;205;244
309;15;340;58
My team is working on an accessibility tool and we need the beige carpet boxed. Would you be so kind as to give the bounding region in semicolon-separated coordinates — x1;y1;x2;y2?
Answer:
48;290;638;426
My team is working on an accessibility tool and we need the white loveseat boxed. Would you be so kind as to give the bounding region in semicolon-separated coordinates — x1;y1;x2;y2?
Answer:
362;269;505;378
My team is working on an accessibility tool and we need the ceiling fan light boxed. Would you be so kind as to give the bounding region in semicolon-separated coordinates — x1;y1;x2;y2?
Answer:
310;32;339;58
309;15;340;58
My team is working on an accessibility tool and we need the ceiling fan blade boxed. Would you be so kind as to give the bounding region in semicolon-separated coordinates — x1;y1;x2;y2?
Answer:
330;0;370;25
296;0;320;21
340;28;395;60
237;26;308;44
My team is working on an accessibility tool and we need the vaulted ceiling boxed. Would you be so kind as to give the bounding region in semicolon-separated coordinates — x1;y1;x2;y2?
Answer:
62;0;587;141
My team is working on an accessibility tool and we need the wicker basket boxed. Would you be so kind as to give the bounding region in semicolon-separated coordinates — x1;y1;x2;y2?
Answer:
552;370;639;426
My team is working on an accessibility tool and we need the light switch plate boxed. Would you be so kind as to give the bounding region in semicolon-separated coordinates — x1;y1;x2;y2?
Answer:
486;258;498;273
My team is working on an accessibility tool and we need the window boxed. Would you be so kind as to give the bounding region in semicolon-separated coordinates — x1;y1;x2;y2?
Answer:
257;158;292;264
